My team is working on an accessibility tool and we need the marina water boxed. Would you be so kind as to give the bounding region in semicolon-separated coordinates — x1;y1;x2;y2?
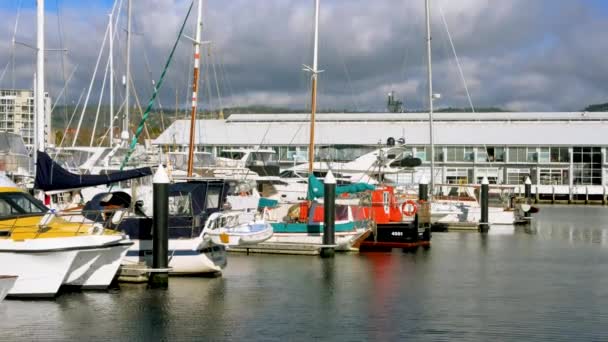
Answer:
1;205;607;341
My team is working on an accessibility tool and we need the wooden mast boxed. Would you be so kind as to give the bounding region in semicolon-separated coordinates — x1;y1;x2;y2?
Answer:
187;0;204;177
307;0;321;174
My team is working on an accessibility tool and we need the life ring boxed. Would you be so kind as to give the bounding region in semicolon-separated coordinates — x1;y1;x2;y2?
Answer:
401;200;417;217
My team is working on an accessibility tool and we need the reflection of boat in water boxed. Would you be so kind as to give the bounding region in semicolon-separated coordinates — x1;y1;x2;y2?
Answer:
0;180;132;297
0;275;17;301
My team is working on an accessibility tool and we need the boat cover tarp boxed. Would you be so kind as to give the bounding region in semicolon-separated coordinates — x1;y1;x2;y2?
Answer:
258;197;279;208
34;151;153;191
307;175;375;200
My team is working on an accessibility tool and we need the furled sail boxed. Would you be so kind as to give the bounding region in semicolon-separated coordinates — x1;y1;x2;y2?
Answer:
34;151;152;191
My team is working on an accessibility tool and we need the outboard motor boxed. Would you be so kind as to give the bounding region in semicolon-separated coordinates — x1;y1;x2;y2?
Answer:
397;137;406;145
386;137;396;147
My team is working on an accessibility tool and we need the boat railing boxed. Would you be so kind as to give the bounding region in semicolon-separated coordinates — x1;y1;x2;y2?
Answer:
0;208;130;239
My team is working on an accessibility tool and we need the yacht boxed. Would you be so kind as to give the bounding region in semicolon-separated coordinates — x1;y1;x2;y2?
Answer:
84;179;230;275
0;178;132;297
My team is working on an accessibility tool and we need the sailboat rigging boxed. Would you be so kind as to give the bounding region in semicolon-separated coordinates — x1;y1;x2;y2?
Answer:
305;0;322;174
186;0;204;177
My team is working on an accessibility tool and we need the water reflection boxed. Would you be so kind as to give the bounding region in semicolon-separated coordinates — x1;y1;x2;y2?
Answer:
1;206;607;340
522;205;608;245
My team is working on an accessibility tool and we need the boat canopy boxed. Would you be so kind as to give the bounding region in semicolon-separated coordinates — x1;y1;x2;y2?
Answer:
34;151;153;191
307;175;375;200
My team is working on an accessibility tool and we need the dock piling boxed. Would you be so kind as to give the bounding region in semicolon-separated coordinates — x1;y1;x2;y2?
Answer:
524;177;532;219
479;177;490;233
419;180;429;202
149;165;170;288
321;170;336;258
418;179;431;239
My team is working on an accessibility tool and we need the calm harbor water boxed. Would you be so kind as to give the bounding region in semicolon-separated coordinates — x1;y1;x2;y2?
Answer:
2;206;608;341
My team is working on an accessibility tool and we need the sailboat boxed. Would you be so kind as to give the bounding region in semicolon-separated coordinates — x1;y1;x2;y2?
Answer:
235;0;373;255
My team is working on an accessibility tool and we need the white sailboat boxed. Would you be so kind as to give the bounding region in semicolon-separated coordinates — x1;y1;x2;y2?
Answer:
241;0;372;254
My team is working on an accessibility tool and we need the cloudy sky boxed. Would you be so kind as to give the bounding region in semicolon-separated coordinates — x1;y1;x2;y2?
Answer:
1;0;607;115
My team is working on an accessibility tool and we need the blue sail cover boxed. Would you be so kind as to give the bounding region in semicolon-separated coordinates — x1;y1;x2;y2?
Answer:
34;151;153;191
307;174;375;200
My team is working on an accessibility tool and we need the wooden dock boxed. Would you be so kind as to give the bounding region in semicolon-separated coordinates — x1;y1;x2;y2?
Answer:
229;242;345;255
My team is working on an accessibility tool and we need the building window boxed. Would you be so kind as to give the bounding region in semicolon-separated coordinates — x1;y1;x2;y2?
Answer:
550;147;569;163
446;168;470;184
539;168;569;185
539;147;550;163
540;147;570;163
414;146;427;161
446;146;474;162
507;147;529;163
527;148;538;163
279;146;298;161
573;147;601;185
476;146;505;162
434;147;444;162
506;168;530;185
476;167;499;184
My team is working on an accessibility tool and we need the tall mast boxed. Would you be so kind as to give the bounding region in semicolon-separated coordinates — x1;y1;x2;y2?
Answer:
186;0;203;177
425;0;435;198
307;0;320;174
35;0;45;153
109;11;114;146
122;0;131;142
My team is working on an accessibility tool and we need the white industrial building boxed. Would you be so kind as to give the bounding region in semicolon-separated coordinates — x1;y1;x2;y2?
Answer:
154;112;608;202
0;89;51;151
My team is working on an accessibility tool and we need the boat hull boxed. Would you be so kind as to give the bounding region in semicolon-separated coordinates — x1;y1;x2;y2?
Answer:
208;222;274;247
0;276;17;301
234;228;370;254
0;235;132;297
0;249;77;298
124;239;227;275
63;240;133;289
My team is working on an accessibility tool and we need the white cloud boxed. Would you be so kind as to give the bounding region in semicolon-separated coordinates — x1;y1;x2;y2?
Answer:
0;0;606;114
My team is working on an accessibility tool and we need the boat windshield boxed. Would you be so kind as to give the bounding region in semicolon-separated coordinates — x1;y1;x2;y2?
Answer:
0;192;47;218
246;152;277;166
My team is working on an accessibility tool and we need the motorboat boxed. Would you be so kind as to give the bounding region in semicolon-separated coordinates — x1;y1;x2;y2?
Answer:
0;183;132;298
203;211;273;247
84;179;230;275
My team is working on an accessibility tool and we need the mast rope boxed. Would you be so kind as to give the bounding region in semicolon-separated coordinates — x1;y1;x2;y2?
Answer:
119;0;194;169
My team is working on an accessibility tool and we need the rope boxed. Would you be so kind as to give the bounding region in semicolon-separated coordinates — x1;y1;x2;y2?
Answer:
119;0;195;170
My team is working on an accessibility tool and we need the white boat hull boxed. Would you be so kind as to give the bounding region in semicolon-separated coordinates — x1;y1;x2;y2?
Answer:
208;222;274;247
436;206;515;225
0;249;77;298
0;276;17;301
257;229;370;252
64;240;133;289
0;235;132;297
123;239;227;275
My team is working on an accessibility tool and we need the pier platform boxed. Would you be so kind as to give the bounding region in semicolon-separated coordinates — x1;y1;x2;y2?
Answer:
228;242;343;255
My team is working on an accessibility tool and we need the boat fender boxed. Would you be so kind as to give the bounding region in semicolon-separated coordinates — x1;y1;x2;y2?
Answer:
401;200;417;217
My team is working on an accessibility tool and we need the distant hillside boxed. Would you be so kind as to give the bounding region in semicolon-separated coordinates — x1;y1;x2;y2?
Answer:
435;107;507;113
583;103;608;112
